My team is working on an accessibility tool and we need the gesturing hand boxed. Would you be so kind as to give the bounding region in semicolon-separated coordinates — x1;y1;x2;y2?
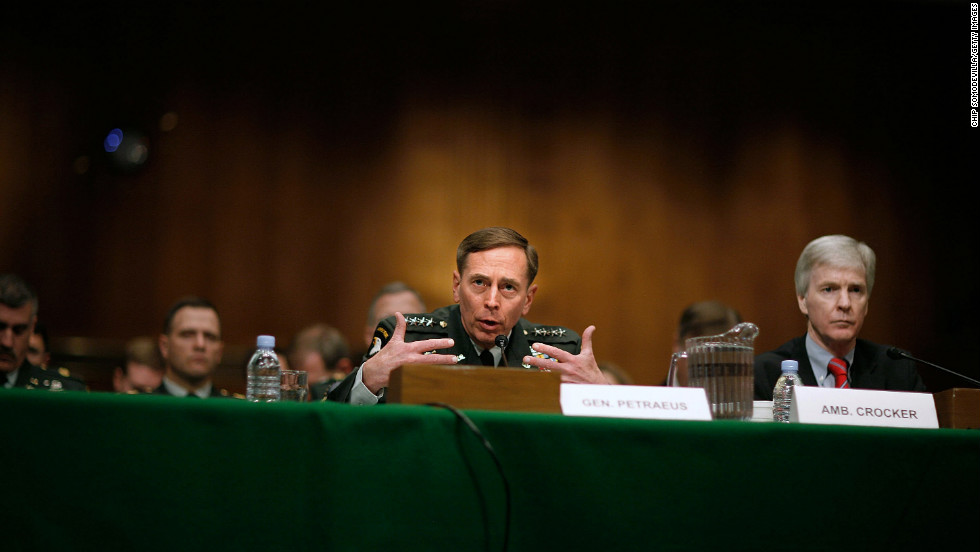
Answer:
521;325;607;384
361;312;459;393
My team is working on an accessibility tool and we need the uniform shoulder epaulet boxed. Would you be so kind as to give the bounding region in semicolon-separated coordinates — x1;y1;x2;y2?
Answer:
402;313;449;333
367;311;450;358
27;365;87;391
524;324;578;342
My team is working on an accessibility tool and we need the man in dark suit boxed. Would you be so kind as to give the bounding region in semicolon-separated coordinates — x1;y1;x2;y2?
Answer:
754;235;925;400
154;296;236;398
329;227;606;405
0;274;86;391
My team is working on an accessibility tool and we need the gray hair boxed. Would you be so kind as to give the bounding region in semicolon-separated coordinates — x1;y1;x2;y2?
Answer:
289;323;350;370
457;227;539;285
365;282;426;329
0;273;39;317
795;235;876;297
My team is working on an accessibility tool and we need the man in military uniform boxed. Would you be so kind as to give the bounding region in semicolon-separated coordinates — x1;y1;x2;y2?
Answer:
0;273;86;391
289;323;353;401
27;320;51;368
154;296;236;398
361;281;427;349
113;336;164;393
328;227;606;405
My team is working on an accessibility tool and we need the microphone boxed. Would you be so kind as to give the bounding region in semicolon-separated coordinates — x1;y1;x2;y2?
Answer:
495;335;509;367
887;347;980;386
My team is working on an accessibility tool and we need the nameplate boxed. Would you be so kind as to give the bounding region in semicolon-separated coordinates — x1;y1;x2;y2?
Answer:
791;387;938;429
560;384;712;421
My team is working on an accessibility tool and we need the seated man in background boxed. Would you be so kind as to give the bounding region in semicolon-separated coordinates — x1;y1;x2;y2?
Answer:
328;227;606;405
0;273;85;391
754;234;925;400
154;296;236;398
288;323;353;401
673;300;743;353
666;300;743;386
345;281;429;371
114;336;164;393
362;281;427;350
27;320;51;369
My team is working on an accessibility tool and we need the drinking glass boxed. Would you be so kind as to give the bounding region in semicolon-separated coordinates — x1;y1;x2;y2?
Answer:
666;351;688;387
280;370;309;402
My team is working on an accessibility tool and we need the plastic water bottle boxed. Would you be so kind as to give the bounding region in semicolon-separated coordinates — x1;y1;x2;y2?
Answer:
246;335;281;402
772;359;803;422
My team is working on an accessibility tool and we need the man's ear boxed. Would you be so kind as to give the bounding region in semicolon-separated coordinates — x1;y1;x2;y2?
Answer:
522;283;538;315
158;334;169;361
452;270;461;303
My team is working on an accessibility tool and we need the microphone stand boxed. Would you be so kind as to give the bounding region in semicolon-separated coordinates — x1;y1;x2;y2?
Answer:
888;347;980;386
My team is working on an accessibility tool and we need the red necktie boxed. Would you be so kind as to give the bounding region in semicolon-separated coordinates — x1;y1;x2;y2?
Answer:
828;358;849;388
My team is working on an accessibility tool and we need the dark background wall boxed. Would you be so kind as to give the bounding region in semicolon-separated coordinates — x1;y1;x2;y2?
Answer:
2;1;975;392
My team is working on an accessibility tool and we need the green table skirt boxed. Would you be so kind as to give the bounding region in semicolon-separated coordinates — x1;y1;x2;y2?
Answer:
3;388;977;551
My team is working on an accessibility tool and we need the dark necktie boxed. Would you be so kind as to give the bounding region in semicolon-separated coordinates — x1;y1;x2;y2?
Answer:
828;358;849;388
480;349;495;367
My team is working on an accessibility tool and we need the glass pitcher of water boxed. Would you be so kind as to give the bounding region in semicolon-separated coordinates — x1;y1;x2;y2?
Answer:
682;322;759;420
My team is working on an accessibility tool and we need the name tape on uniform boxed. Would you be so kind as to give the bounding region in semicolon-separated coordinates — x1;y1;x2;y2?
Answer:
791;386;938;429
560;384;712;421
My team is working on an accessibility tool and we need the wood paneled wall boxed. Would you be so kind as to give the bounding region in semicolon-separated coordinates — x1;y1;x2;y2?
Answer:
1;3;974;390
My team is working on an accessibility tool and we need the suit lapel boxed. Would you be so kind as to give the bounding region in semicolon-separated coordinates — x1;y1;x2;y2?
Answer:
849;340;874;387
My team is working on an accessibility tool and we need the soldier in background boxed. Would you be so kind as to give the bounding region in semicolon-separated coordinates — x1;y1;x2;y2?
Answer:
0;274;85;391
27;320;51;369
362;282;427;349
154;296;236;398
288;323;353;401
114;336;164;393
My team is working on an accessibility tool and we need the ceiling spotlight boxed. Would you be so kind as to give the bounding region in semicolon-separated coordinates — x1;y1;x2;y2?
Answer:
103;127;150;172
